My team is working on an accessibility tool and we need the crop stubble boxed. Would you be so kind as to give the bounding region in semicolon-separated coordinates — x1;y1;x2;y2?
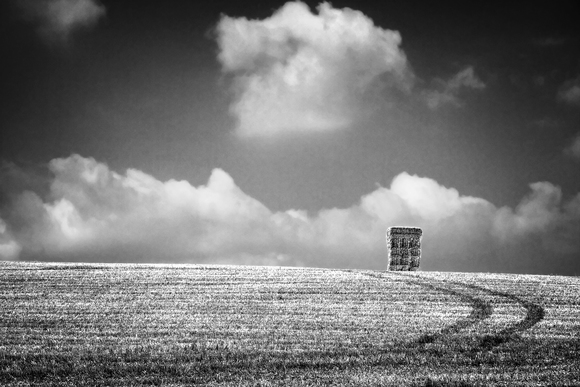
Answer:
0;261;579;386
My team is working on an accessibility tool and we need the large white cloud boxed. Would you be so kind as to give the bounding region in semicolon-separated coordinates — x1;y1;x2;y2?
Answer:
215;1;410;137
13;0;106;43
1;155;579;274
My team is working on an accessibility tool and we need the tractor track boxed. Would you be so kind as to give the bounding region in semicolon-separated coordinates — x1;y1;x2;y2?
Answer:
228;269;547;373
0;264;549;383
365;271;545;351
360;271;493;345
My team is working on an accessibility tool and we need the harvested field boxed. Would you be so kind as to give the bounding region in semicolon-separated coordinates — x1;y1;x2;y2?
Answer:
1;261;579;386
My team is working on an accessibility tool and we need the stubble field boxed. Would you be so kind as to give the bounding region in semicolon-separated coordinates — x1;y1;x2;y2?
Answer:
1;261;579;386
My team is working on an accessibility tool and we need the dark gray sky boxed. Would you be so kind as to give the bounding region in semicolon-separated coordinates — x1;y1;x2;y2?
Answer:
1;0;579;275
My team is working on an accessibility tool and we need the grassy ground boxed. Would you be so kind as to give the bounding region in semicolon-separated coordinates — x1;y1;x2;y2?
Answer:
1;261;579;386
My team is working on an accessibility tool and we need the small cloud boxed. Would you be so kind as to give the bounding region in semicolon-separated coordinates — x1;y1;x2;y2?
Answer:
423;66;485;110
215;1;410;137
533;37;566;47
533;75;545;87
13;0;106;44
529;117;559;129
558;76;580;106
0;217;21;260
564;133;580;161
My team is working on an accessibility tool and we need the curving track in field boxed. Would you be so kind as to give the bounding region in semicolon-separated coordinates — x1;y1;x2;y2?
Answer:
267;270;547;373
361;271;493;345
0;264;561;386
363;271;545;351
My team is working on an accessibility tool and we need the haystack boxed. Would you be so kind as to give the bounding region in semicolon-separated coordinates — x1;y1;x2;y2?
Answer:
386;227;422;271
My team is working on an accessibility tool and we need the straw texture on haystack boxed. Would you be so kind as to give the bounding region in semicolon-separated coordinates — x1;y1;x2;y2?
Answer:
386;227;422;271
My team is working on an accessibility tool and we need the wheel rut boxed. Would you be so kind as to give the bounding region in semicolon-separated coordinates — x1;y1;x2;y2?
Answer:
370;271;545;351
143;269;547;376
361;271;493;345
449;280;545;349
255;270;546;373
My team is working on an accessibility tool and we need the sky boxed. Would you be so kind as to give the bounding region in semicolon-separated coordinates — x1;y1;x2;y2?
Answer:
1;0;579;275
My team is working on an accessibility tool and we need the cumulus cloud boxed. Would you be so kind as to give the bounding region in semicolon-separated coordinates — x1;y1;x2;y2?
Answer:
564;133;580;161
2;155;579;274
215;1;410;137
0;218;21;260
558;76;580;106
13;0;106;43
423;66;486;110
493;182;580;258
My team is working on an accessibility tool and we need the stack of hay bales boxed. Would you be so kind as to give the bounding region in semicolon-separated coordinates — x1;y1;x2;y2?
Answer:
386;227;422;271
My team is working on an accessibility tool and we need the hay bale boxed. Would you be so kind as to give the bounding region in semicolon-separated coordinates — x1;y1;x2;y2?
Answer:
386;226;422;271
